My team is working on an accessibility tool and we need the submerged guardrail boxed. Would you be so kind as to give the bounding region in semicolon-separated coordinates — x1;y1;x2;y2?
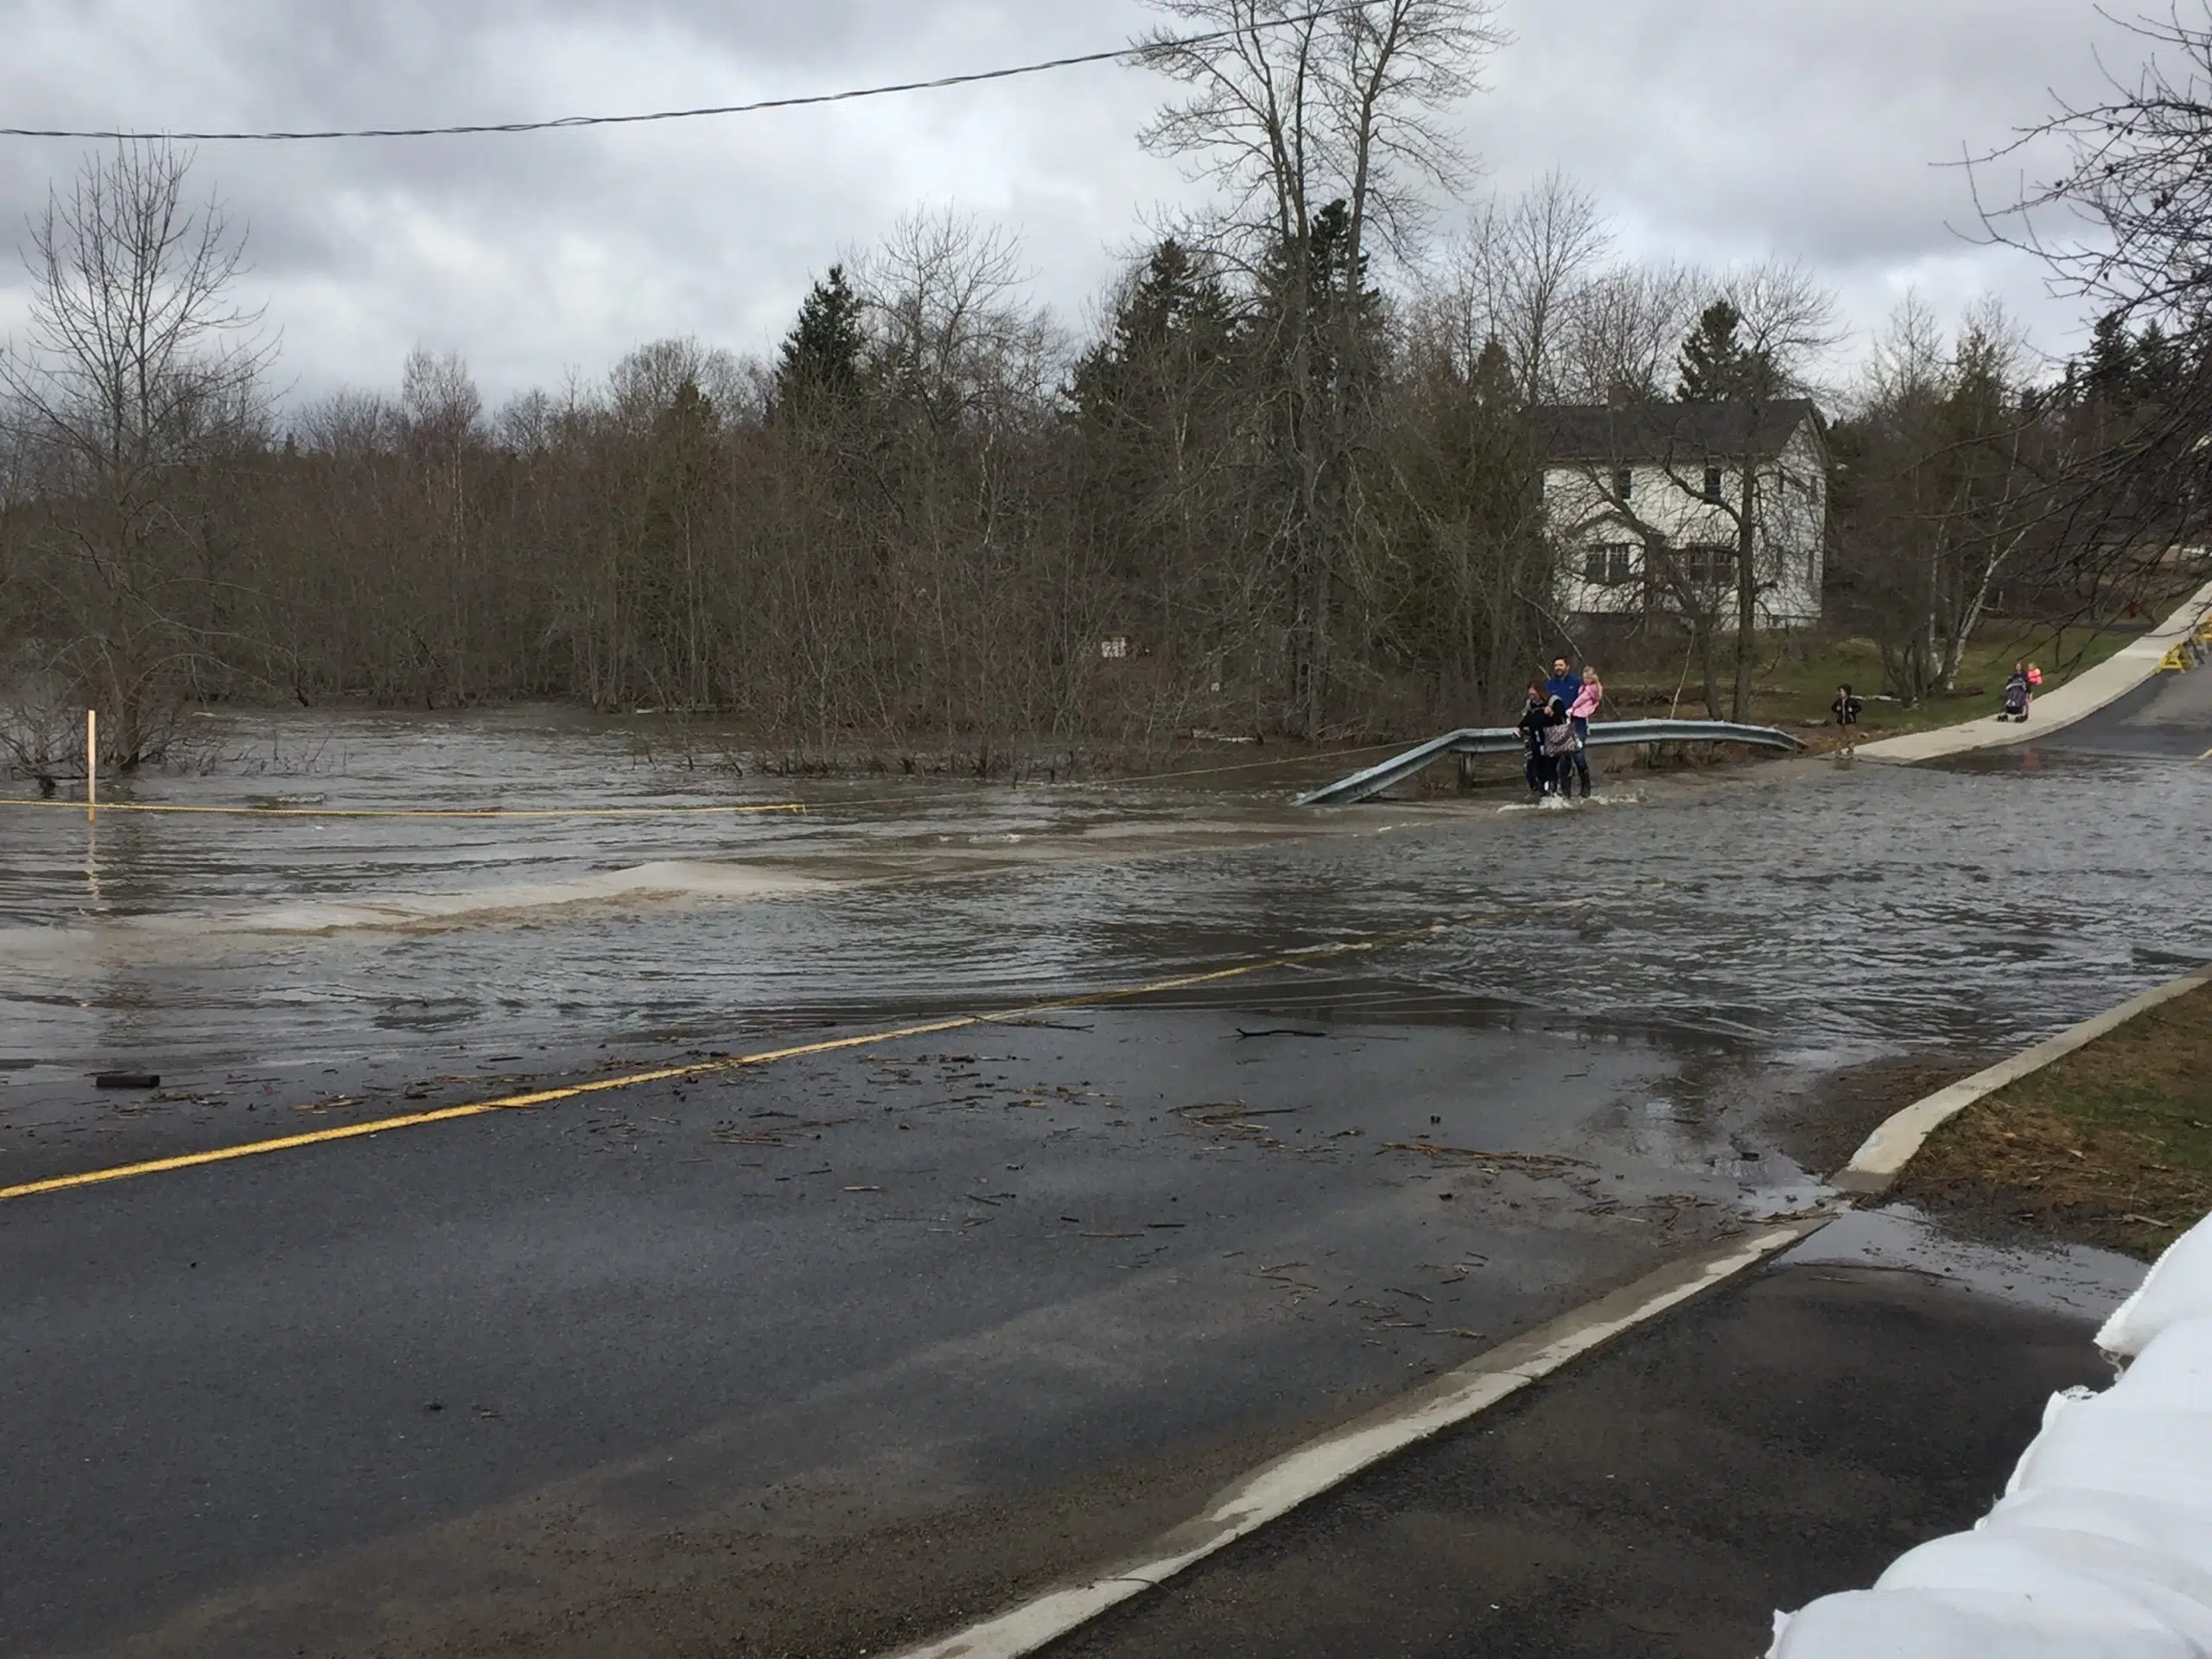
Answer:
1295;719;1806;806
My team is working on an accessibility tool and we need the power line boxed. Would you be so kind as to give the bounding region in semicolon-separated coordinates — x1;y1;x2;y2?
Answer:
0;1;1387;143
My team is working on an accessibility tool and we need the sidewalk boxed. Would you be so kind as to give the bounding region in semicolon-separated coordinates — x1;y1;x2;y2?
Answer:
1050;1211;2135;1659
1853;578;2212;765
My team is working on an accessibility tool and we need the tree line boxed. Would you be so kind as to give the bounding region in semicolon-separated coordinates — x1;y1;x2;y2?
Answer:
3;0;2204;770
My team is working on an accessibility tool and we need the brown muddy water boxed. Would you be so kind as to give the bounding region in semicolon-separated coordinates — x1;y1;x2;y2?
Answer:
2;702;2209;1099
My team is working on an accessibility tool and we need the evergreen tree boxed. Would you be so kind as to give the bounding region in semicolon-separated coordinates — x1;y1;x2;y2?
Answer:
655;377;720;465
2135;320;2179;404
1381;329;1548;712
1471;336;1519;410
1676;300;1777;401
773;265;867;417
1301;199;1384;365
1251;198;1385;399
1071;238;1236;425
2083;308;2140;405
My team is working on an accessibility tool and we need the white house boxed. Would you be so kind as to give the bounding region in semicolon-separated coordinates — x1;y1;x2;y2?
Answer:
1533;400;1830;627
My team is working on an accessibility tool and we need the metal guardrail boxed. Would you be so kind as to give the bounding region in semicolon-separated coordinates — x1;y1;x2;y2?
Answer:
1295;719;1807;806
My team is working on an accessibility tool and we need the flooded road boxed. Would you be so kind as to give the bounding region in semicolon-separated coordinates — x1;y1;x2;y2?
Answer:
3;705;2208;1096
3;701;2209;1658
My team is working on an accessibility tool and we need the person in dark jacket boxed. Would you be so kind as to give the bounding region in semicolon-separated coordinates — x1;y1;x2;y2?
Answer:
1832;684;1864;727
1538;696;1582;798
1517;686;1551;794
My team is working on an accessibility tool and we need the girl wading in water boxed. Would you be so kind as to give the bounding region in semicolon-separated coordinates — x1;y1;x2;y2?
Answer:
1564;666;1603;798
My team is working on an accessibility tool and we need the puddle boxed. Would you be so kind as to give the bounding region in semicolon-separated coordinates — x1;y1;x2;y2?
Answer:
1785;1205;2145;1321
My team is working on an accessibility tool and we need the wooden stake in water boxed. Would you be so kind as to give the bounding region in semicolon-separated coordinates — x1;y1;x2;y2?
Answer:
86;708;97;821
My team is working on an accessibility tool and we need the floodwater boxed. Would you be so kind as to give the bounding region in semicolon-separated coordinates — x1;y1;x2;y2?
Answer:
2;704;2209;1095
4;701;2210;1659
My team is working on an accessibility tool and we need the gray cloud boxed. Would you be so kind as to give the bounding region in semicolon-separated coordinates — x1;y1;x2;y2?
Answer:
0;0;2145;404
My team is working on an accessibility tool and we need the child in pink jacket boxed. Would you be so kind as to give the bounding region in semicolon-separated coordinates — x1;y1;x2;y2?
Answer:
1563;668;1602;798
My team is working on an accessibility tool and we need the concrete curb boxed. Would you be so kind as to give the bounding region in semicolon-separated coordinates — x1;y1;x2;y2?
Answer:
890;1221;1825;1659
891;976;2212;1657
1836;963;2212;1193
1852;578;2212;766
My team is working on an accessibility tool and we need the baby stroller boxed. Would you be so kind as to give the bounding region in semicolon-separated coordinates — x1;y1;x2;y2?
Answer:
2000;672;2032;722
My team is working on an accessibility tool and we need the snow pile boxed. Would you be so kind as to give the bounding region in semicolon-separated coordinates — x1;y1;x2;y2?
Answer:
2101;1217;2212;1359
1768;1210;2212;1658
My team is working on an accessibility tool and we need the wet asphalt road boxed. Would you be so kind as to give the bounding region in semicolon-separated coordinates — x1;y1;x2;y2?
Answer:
3;673;2210;1656
2;997;1808;1658
1051;1211;2135;1659
1030;676;2212;1659
2032;653;2212;758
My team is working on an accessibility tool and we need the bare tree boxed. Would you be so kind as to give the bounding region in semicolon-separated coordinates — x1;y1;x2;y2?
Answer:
1558;262;1707;404
1138;0;1502;266
0;139;272;763
1137;0;1505;734
1544;264;1840;721
859;210;1058;424
1968;10;2212;608
1979;8;2212;321
1706;261;1846;717
1840;294;2068;699
608;336;746;431
1726;260;1847;391
1448;172;1611;403
7;128;1888;766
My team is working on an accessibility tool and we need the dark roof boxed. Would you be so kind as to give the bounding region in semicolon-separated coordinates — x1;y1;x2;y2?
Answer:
1529;399;1826;464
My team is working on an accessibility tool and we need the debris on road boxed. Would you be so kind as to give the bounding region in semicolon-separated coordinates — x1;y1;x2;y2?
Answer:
1385;1141;1592;1175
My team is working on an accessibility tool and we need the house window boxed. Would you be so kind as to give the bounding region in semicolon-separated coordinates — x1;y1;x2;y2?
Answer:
1680;544;1738;588
1704;465;1725;502
1611;467;1634;500
1583;543;1637;588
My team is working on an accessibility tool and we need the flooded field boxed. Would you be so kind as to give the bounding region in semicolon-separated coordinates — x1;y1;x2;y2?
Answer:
4;704;2208;1094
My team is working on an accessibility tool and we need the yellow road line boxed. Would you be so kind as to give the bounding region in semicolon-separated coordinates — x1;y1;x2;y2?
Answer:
0;800;806;819
2199;745;2212;763
0;923;1454;1207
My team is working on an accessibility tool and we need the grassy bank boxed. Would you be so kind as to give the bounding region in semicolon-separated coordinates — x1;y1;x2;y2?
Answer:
1897;979;2212;1261
1594;621;2145;752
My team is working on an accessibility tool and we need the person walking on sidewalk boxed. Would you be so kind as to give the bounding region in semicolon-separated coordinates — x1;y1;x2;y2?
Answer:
2002;664;2033;722
1564;666;1603;798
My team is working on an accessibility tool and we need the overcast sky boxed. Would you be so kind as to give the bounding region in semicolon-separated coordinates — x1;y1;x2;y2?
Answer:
0;0;2141;409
